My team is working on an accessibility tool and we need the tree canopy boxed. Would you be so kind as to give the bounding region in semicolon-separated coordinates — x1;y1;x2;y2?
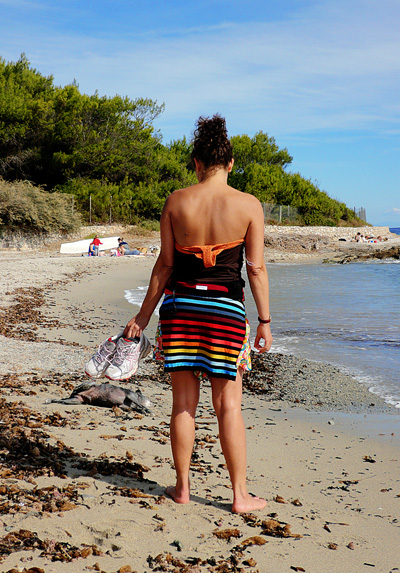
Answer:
0;54;361;228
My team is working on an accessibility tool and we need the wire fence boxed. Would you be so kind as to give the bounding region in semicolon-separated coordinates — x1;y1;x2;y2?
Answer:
262;203;300;223
73;194;367;225
262;203;367;224
354;207;367;222
86;194;113;224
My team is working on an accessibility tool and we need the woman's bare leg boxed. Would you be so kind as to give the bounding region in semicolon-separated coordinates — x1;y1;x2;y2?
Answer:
167;370;200;504
211;369;266;513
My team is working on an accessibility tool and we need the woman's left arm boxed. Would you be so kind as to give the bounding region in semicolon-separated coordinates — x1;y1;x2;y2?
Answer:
244;197;273;353
123;198;175;338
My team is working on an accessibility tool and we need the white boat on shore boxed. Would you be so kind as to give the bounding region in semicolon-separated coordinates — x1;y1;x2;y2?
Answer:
60;236;119;254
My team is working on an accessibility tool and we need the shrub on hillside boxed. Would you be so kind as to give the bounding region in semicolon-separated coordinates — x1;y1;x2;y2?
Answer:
0;179;81;234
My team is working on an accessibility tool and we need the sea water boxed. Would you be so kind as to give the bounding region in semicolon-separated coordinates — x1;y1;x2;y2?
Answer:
260;262;400;408
125;259;400;408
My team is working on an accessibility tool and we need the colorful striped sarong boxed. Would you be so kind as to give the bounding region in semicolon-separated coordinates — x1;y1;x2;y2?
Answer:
158;292;248;381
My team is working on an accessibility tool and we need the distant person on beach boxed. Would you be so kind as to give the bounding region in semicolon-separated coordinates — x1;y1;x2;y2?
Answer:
118;237;129;249
118;245;142;256
122;114;273;513
117;237;144;255
89;235;102;256
356;233;367;243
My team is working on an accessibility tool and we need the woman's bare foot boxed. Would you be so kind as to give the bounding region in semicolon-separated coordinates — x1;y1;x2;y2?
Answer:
165;485;190;504
232;494;267;514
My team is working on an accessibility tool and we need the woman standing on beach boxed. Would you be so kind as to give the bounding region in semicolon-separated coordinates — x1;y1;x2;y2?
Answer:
123;114;273;513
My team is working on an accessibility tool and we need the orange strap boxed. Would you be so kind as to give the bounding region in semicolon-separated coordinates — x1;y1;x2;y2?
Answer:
175;239;244;268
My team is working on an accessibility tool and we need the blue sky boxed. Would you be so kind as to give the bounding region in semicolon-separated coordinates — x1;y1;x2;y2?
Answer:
1;0;400;227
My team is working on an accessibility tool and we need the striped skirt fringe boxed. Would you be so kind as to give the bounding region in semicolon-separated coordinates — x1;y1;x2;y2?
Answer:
158;292;249;381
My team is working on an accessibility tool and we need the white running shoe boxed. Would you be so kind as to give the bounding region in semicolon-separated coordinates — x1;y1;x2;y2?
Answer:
84;332;123;378
105;333;152;381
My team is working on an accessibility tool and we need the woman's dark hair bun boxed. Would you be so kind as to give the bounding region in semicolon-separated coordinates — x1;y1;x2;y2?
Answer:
191;114;233;169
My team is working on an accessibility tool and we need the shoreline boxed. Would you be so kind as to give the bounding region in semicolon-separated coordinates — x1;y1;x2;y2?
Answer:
1;251;399;572
2;223;399;263
263;225;400;264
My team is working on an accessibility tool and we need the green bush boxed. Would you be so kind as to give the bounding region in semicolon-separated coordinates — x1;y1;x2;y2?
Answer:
59;178;166;223
137;219;160;232
0;178;81;233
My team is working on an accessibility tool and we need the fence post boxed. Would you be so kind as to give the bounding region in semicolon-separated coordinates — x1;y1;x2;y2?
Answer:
109;195;112;225
256;203;300;224
89;194;92;224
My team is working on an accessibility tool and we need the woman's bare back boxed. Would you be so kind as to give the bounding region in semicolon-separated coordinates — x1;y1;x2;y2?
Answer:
168;180;260;246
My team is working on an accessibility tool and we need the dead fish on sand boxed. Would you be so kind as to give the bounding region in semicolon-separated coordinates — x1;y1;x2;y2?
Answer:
45;381;152;414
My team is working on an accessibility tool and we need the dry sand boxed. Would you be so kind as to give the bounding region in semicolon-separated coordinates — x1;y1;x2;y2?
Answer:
0;250;399;573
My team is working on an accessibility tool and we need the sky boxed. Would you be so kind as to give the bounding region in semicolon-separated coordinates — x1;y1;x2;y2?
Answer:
1;0;400;227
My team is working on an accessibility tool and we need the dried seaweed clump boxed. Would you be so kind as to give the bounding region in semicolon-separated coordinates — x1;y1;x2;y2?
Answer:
0;528;102;563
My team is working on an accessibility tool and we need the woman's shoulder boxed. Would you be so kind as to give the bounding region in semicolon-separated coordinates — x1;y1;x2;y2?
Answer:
164;183;203;207
168;183;198;198
228;186;263;210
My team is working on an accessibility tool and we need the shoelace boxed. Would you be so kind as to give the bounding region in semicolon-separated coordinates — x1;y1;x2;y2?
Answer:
93;342;115;366
112;340;138;366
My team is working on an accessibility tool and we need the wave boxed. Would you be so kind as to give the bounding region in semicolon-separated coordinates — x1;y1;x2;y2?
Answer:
277;328;400;348
124;286;162;316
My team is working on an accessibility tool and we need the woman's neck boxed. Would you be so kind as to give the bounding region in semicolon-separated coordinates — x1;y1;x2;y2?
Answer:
197;165;229;184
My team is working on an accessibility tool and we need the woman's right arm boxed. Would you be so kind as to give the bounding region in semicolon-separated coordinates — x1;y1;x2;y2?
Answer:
244;197;273;353
123;198;175;338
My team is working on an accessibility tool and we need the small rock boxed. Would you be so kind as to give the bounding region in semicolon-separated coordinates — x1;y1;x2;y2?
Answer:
171;539;183;551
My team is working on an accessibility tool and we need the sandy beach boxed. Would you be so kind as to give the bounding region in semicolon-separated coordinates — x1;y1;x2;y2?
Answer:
1;242;399;573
